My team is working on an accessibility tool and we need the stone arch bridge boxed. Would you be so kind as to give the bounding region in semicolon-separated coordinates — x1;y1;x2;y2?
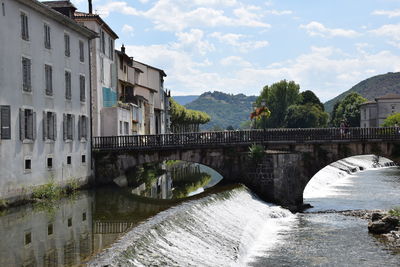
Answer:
92;128;400;210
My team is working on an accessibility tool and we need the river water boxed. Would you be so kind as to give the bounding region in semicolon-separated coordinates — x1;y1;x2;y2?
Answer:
0;156;399;266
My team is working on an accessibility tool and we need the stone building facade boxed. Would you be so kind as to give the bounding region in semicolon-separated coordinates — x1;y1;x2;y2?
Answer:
360;94;400;127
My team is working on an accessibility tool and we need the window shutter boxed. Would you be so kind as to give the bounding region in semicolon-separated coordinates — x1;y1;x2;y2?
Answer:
63;113;67;140
43;111;47;140
32;111;36;141
71;114;75;140
19;108;25;140
26;59;31;91
84;116;88;139
78;115;82;140
53;113;57;141
0;106;11;139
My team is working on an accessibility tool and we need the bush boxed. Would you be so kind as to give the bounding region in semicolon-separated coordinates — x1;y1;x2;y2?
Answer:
389;207;400;217
249;144;265;163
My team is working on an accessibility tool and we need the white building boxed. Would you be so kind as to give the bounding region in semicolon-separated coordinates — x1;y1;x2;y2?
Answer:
0;0;96;200
74;6;119;137
360;93;400;127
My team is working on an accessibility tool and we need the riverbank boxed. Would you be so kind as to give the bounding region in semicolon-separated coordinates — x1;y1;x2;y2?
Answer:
307;209;400;252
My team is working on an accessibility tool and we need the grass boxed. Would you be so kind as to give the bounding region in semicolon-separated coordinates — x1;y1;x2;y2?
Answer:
389;207;400;217
248;144;265;163
32;178;80;201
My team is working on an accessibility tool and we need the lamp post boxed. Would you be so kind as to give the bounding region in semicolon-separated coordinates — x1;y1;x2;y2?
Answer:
260;100;266;129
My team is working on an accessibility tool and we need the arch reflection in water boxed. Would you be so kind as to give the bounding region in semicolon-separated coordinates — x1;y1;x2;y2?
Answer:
126;161;223;199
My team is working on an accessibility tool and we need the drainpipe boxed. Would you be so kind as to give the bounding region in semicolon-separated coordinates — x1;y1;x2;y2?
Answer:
88;39;94;175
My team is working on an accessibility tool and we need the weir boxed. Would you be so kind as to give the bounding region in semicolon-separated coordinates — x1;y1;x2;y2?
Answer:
92;127;400;209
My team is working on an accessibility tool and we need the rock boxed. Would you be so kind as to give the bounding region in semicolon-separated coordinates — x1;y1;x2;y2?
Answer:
371;212;384;221
368;216;399;234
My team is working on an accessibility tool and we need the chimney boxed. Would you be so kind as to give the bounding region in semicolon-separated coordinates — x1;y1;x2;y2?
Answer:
121;44;126;53
88;0;93;14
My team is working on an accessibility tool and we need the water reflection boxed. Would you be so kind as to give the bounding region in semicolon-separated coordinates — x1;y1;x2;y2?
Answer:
128;161;222;199
0;162;223;266
0;193;92;267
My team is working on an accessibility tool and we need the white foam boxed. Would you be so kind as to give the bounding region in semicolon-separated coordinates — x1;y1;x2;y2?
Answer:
88;187;294;267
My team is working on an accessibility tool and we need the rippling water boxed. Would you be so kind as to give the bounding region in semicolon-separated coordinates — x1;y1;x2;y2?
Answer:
1;156;400;266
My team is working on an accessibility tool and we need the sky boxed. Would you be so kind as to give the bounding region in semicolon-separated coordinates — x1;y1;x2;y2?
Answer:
71;0;400;101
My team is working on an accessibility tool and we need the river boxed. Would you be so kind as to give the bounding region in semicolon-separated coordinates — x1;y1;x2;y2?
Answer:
0;156;399;266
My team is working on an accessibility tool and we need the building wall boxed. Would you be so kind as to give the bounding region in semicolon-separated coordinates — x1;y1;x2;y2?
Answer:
360;104;377;128
77;20;116;136
100;107;131;136
0;0;92;200
376;99;400;126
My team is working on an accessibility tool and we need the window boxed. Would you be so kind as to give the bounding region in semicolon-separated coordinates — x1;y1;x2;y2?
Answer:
65;71;71;100
66;156;72;165
24;159;31;171
22;57;31;92
78;115;88;140
82;212;86;221
48;224;53;235
44;23;51;49
25;232;32;245
109;37;114;60
119;121;122;135
79;75;85;102
123;65;126;73
0;105;11;139
124;122;129;135
101;30;105;54
81;155;86;164
63;114;74;140
21;12;29;40
43;111;56;140
67;217;72;227
100;57;104;82
2;3;5;16
45;65;53;96
79;40;84;62
19;108;36;141
64;34;70;57
47;157;53;169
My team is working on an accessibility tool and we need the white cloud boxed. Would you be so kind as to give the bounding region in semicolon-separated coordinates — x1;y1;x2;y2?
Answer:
300;21;360;38
372;9;400;18
97;0;270;31
192;0;238;6
220;56;252;67
370;24;400;40
210;32;268;52
265;9;293;15
122;24;134;35
173;29;215;55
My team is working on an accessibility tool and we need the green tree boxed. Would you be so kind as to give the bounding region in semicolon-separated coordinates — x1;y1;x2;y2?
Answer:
298;90;325;111
226;125;234;130
285;104;328;128
382;113;400;127
170;98;210;132
256;80;301;128
330;92;367;127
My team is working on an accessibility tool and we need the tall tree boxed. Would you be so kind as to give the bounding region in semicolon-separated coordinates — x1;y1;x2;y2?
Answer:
330;92;367;127
256;80;301;128
298;90;325;111
285;104;328;128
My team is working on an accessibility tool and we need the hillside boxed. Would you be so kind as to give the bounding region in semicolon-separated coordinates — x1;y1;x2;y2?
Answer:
185;91;256;130
324;72;400;113
173;95;199;105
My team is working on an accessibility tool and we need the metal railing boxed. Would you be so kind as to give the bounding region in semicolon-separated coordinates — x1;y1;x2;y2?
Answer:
92;127;400;151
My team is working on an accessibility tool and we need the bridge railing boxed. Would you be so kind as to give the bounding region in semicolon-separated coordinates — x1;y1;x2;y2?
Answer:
92;127;400;150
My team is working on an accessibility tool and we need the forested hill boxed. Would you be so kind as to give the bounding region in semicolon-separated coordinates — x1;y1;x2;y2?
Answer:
324;72;400;113
173;95;199;105
185;91;256;130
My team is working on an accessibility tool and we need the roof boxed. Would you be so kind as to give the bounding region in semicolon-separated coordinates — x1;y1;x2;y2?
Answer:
133;60;167;77
360;101;376;106
17;0;96;39
74;11;119;39
41;1;76;8
375;93;400;100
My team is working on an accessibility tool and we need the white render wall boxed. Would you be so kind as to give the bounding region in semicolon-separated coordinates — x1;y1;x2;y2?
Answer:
100;107;131;136
0;0;92;200
77;20;116;137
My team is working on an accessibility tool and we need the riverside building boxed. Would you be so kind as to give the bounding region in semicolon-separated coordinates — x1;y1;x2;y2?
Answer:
0;0;96;200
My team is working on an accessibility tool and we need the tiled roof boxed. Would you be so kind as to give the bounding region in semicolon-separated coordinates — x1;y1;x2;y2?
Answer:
375;93;400;100
41;1;76;8
74;11;119;39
